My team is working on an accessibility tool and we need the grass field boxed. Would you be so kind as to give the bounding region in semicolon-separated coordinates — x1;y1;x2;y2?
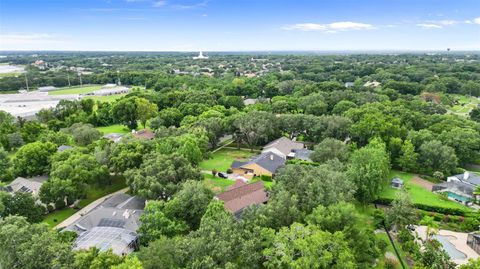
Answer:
77;176;127;208
203;174;235;193
42;208;76;227
378;171;470;211
48;85;102;95
448;94;480;116
375;232;411;269
96;124;130;134
199;148;256;172
42;176;127;228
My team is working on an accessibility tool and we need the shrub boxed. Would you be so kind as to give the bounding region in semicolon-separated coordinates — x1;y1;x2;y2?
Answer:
443;214;450;222
226;168;233;174
397;228;414;244
384;257;398;269
211;169;217;177
373;209;386;229
46;204;55;213
377;238;389;253
260;174;272;182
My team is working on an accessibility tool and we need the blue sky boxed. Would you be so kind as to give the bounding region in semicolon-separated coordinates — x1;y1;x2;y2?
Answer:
0;0;479;51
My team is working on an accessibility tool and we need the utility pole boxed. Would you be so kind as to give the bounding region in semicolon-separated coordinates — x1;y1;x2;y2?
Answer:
117;70;121;86
78;72;83;87
67;71;71;87
24;72;29;91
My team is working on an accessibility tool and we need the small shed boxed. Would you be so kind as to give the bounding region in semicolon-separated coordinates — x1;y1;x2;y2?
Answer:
391;178;404;189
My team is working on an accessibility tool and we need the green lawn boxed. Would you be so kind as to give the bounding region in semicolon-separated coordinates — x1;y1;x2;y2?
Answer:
96;124;130;134
378;171;470;211
375;232;411;269
48;85;102;95
199;148;256;172
448;94;480;116
42;208;76;228
77;176;127;208
42;176;127;228
203;174;235;193
85;93;126;102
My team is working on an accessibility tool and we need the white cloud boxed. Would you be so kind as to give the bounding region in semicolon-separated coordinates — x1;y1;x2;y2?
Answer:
474;17;480;24
417;23;442;29
437;20;457;25
0;33;59;45
153;0;167;7
283;21;374;33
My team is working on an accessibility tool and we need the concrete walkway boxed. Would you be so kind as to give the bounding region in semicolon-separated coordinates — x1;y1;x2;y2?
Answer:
55;187;129;229
415;225;479;266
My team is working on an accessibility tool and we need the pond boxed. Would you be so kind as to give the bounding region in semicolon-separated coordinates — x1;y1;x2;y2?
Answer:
432;234;467;260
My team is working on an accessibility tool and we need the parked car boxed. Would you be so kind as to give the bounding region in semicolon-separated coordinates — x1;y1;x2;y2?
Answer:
218;172;228;178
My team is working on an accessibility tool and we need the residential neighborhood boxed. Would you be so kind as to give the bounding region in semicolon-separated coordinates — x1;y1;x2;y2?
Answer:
1;1;480;266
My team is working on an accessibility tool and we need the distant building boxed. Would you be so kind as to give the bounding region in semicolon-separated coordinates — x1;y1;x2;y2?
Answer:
3;176;49;196
65;193;145;255
193;51;209;59
262;137;305;160
57;145;73;152
37;86;57;92
103;133;124;143
432;172;480;205
364;81;381;88
93;86;129;96
344;82;355;88
132;129;155;140
215;180;268;217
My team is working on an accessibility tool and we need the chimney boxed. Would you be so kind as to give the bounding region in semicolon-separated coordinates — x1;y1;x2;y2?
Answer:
463;171;469;180
270;154;273;161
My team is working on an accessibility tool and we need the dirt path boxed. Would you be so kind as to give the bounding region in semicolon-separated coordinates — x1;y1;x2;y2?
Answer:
410;175;434;191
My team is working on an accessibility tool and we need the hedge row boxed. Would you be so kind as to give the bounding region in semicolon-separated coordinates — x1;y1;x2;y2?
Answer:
374;197;468;216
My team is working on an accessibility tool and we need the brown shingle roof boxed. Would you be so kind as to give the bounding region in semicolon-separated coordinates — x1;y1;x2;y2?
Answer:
216;181;268;213
133;129;155;140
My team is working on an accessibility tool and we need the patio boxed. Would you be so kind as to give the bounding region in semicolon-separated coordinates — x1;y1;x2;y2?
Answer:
415;225;479;266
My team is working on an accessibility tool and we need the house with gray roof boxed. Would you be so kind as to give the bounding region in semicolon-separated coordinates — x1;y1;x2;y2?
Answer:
432;172;480;205
231;152;285;179
3;176;48;196
103;133;123;143
64;193;145;255
262;137;305;160
57;145;73;152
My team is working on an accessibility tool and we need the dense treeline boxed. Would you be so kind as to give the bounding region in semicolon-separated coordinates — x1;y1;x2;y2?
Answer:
1;53;480;269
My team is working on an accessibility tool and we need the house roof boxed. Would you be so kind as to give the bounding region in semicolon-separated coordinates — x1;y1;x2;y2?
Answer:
65;193;145;255
292;148;313;161
451;172;480;186
57;145;73;152
232;152;285;174
103;133;123;143
216;181;268;214
133;129;155;140
263;137;304;156
433;181;474;197
4;176;48;195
